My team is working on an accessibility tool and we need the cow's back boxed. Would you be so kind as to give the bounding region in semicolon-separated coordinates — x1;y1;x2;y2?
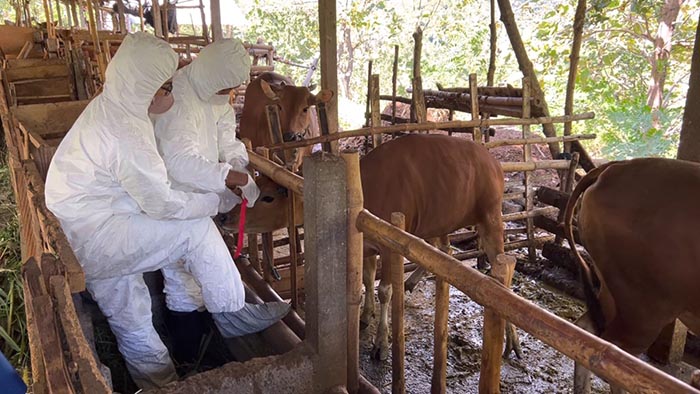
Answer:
579;158;700;319
360;134;503;241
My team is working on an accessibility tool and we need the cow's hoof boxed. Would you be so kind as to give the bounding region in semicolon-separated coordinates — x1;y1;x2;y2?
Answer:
370;344;390;361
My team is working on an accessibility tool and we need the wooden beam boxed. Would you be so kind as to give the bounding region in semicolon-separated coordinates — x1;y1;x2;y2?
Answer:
210;0;222;41
318;0;339;153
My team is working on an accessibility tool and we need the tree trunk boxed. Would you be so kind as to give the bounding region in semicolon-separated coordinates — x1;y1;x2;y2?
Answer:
487;0;497;86
563;0;587;153
647;0;685;130
676;14;700;162
496;0;561;158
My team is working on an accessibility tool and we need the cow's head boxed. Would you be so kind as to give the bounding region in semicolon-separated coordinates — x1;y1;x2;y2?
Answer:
259;78;334;138
219;175;303;234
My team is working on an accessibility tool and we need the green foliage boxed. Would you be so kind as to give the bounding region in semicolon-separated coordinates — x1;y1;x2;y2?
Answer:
0;165;28;382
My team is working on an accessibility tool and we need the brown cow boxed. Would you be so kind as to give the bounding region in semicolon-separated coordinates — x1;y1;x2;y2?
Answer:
563;157;700;393
239;72;333;171
223;134;519;360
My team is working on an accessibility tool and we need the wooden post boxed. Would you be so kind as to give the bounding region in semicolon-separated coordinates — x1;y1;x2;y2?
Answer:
470;73;482;143
319;0;339;153
115;0;127;33
370;74;382;148
364;60;373;128
152;0;163;37
480;254;515;394
647;319;688;365
390;213;406;394
69;0;80;28
432;276;449;394
392;45;399;125
555;152;579;245
210;0;223;41
256;147;276;283
85;0;106;82
304;153;348;392
522;77;536;262
344;152;363;394
199;0;210;43
287;191;299;309
162;0;170;40
316;102;332;153
137;0;144;31
411;27;427;124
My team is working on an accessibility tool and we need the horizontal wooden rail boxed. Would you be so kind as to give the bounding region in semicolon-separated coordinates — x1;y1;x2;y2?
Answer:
267;112;596;151
501;160;571;172
484;133;596;149
355;209;700;394
247;149;304;195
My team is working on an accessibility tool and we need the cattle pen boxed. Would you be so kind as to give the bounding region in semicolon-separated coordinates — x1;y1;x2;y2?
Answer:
2;0;700;394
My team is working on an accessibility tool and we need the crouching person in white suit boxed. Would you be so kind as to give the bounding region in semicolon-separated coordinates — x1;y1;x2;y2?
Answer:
44;32;289;390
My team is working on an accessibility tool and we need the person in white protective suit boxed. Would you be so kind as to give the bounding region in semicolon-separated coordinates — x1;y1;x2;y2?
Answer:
44;33;289;390
151;38;267;365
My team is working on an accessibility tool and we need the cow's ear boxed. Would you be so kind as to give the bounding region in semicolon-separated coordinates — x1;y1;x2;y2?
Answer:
260;79;279;100
315;89;334;104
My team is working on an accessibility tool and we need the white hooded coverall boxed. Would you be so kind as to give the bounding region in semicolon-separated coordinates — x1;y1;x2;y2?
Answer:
153;38;252;313
44;33;245;389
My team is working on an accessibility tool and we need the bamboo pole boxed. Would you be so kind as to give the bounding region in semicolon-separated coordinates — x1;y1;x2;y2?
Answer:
564;0;587;153
501;206;558;222
345;153;363;394
432;276;449;394
268;112;596;151
484;133;595;149
479;254;516;393
392;45;399;125
501;160;571;172
389;213;406;394
287;191;299;309
84;0;106;82
555;152;580;244
411;27;426;124
247;149;304;196
469;73;482;142
137;0;144;31
487;0;497;86
370;74;382;148
355;210;700;394
522;77;536;262
364;60;372;128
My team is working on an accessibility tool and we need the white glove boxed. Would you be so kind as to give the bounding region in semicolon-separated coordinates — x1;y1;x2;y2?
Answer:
239;173;260;208
229;157;249;172
218;188;242;213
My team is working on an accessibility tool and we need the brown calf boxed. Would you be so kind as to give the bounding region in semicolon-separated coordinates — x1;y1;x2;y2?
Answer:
225;134;518;360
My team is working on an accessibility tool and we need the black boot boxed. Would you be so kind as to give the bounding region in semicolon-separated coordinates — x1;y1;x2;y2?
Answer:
167;310;207;367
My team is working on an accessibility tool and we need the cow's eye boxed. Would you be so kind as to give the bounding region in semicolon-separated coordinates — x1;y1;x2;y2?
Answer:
261;196;275;203
303;107;309;113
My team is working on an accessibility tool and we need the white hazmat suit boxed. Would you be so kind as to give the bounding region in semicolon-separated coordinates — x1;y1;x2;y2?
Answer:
152;39;261;317
45;33;286;390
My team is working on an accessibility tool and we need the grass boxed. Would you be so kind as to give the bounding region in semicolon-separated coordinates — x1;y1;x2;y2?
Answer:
0;162;30;384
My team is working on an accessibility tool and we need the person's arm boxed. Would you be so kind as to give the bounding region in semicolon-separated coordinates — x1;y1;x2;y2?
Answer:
216;105;249;170
116;132;219;220
154;107;231;193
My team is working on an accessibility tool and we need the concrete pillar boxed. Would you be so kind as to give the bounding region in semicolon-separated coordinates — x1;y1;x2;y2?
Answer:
303;153;348;392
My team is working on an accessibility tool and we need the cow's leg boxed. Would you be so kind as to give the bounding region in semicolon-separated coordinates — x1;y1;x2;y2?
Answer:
478;218;523;358
372;250;392;361
573;311;596;394
360;255;378;330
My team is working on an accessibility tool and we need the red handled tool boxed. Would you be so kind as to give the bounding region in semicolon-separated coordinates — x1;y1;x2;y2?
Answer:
233;198;248;259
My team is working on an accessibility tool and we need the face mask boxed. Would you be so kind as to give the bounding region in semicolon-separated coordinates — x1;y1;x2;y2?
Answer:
148;93;174;115
209;94;230;106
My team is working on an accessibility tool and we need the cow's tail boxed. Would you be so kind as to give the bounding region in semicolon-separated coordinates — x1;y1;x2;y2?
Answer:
563;161;617;335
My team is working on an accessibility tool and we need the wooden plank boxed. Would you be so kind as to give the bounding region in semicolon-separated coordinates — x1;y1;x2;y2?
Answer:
13;78;73;99
12;100;88;136
318;0;339;153
6;58;67;68
49;274;112;393
390;213;405;394
22;258;74;394
6;64;70;81
432;280;449;394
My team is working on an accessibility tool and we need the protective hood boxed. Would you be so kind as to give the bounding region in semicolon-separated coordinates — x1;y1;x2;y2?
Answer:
184;38;251;101
103;32;178;116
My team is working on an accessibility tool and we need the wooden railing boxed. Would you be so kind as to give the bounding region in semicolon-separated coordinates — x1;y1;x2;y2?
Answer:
353;207;700;394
